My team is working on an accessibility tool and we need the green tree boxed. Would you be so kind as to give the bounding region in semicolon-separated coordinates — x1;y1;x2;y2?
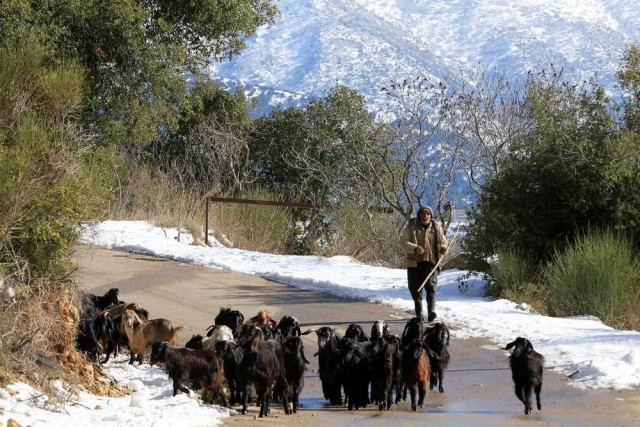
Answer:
0;43;112;278
250;106;310;200
617;43;640;133
153;77;254;195
464;69;619;264
0;0;279;152
612;44;640;246
250;85;384;207
249;85;387;254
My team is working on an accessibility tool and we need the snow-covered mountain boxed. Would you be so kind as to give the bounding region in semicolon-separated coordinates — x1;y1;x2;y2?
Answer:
207;0;640;116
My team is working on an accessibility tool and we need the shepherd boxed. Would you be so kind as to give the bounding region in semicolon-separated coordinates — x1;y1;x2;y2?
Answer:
402;205;448;321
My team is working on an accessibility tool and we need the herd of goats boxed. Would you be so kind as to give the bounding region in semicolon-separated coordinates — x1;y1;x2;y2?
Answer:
75;287;545;417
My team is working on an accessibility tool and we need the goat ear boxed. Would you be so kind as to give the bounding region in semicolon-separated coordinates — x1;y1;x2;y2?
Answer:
250;336;260;352
505;340;516;350
301;348;310;364
526;341;534;354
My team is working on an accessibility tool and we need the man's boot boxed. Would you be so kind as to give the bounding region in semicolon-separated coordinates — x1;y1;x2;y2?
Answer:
414;299;423;320
427;292;437;322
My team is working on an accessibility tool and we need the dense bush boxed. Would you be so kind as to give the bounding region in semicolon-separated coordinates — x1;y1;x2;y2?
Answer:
0;43;112;278
486;247;539;298
544;228;639;327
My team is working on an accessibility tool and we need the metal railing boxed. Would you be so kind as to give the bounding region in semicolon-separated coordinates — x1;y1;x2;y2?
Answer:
204;197;330;245
204;196;394;245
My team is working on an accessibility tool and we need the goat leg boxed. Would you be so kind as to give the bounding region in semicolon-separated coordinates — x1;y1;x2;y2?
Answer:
259;394;268;418
409;384;417;411
524;386;533;414
241;385;250;415
418;384;426;408
429;371;437;390
535;383;542;410
172;379;189;396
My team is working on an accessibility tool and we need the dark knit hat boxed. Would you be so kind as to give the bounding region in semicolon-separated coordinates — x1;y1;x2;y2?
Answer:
418;205;433;216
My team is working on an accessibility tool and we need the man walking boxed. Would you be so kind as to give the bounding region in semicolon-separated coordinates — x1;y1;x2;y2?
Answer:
402;205;448;321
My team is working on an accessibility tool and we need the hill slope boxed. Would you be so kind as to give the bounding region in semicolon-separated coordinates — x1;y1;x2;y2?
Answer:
208;0;640;115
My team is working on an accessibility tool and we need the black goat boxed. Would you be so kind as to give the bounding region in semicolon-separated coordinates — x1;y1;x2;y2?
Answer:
424;321;451;392
314;327;343;405
185;334;204;350
75;303;105;361
276;315;313;338
401;317;424;347
344;323;369;342
259;324;282;341
214;340;244;405
282;336;309;413
369;334;401;411
370;320;391;341
338;336;371;410
150;341;227;406
238;329;290;417
505;337;544;415
87;288;120;310
213;307;245;338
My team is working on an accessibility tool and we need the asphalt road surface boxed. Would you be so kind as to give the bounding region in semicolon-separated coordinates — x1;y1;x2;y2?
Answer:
72;245;640;427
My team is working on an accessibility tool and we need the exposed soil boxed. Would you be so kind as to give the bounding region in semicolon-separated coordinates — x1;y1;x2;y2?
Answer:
72;245;640;426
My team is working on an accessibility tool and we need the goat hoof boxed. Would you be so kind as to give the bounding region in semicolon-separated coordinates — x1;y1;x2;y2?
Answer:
439;387;444;393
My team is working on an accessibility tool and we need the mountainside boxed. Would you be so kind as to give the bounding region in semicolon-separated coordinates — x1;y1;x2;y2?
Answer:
207;0;640;116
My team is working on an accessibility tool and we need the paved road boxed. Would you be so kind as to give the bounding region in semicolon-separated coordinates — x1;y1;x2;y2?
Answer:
72;245;640;426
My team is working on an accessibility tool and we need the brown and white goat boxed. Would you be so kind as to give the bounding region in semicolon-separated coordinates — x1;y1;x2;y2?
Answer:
122;309;183;364
247;310;278;329
103;302;143;317
401;338;432;411
202;325;235;351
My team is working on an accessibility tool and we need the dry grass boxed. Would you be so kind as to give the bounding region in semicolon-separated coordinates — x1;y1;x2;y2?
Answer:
109;166;205;239
206;199;295;254
500;281;549;315
617;289;640;331
0;279;125;404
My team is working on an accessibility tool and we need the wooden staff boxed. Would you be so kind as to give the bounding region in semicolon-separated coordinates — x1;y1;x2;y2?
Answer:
416;221;462;293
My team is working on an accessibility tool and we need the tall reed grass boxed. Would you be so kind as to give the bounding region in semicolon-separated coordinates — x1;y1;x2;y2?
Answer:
487;247;539;297
544;228;639;327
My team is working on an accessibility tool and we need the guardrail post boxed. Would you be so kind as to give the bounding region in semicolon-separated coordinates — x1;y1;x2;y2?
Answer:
205;197;210;246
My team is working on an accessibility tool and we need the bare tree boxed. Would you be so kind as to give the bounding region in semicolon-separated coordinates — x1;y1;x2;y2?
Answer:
441;66;530;196
181;119;255;197
284;78;466;231
377;77;467;229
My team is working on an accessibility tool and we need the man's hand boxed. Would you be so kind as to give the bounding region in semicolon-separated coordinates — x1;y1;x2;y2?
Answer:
415;246;425;255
